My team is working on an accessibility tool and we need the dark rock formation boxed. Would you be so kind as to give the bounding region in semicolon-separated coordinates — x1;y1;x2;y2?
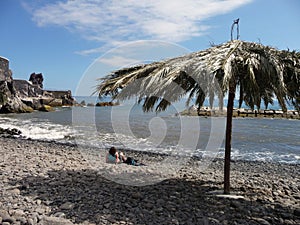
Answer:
96;101;120;107
0;57;15;105
0;127;22;137
0;97;34;113
0;57;29;113
0;56;76;113
29;72;44;88
13;79;43;98
21;98;42;110
0;80;11;104
43;90;76;106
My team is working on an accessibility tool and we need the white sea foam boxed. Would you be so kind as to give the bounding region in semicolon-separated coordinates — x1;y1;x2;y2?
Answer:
0;116;75;141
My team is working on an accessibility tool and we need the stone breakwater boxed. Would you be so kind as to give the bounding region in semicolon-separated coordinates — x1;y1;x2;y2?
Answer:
180;106;300;120
0;137;299;225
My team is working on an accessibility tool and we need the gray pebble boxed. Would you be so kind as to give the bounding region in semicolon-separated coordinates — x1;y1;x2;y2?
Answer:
0;137;299;225
60;202;74;210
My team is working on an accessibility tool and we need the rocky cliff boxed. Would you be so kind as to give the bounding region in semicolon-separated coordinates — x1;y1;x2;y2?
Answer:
0;56;33;113
0;56;75;113
0;56;14;104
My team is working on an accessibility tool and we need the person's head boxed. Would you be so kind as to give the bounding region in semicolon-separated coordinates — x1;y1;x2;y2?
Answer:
109;147;117;156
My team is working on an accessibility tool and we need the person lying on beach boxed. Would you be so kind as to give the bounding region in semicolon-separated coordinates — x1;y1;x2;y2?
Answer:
106;147;145;166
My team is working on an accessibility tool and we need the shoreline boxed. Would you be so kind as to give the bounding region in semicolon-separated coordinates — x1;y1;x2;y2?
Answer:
1;134;299;165
1;137;299;224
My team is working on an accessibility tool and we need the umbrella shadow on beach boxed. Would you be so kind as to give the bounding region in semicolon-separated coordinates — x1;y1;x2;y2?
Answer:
11;168;299;225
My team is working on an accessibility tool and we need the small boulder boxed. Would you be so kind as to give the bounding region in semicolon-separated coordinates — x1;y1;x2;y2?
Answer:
39;216;73;225
59;202;74;210
39;105;54;112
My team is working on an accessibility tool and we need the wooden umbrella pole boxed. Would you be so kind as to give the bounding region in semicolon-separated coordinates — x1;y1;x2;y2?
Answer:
224;84;236;194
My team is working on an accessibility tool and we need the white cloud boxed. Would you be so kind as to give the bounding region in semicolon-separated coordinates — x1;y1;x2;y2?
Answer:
27;0;252;54
96;40;190;67
98;56;140;67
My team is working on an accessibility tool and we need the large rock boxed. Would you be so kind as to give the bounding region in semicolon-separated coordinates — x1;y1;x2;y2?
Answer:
38;105;54;112
29;72;44;88
41;96;75;108
0;81;10;105
48;99;63;107
14;79;43;97
44;90;76;106
0;57;15;106
0;97;33;113
39;216;74;225
0;57;32;113
21;98;42;110
41;97;62;106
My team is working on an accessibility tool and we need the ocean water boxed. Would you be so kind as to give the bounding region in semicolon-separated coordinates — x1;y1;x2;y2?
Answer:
0;97;299;164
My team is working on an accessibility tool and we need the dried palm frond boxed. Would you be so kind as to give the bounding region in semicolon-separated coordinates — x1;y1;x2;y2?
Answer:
97;40;300;112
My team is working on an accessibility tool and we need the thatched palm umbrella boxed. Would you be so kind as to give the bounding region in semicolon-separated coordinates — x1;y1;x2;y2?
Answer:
97;40;300;194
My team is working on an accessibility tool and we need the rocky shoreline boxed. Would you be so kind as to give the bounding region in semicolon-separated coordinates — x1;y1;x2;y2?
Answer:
0;137;299;225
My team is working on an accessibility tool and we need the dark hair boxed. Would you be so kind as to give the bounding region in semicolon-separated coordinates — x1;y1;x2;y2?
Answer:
109;147;117;156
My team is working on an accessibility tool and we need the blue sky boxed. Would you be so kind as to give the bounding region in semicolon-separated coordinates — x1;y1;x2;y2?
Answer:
0;0;299;96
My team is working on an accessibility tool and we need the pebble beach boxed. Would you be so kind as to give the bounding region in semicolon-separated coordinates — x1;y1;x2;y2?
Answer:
0;137;299;225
